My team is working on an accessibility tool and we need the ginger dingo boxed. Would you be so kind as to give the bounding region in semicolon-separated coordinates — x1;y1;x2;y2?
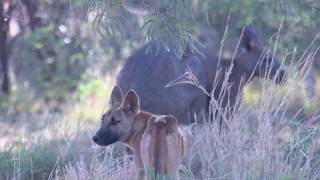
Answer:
92;86;185;179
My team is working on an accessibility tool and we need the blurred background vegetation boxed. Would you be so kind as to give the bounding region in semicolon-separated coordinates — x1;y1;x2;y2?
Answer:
0;0;320;179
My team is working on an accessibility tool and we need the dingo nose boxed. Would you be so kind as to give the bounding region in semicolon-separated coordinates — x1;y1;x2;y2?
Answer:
92;135;100;143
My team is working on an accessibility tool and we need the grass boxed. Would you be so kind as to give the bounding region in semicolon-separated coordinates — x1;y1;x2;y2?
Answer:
1;30;320;180
58;56;320;179
0;80;319;180
0;75;112;180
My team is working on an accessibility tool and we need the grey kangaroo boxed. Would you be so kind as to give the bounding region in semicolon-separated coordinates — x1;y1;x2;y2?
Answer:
116;24;287;126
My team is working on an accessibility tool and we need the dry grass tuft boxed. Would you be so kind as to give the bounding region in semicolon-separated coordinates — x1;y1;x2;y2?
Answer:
55;35;320;180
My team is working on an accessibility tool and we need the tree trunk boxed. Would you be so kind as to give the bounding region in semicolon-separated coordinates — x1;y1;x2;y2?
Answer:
0;0;10;95
24;0;40;30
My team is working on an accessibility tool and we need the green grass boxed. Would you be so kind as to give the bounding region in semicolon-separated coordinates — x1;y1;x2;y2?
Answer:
1;44;320;180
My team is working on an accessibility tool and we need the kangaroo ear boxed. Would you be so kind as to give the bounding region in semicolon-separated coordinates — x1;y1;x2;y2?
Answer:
239;24;262;52
122;90;140;115
109;85;123;107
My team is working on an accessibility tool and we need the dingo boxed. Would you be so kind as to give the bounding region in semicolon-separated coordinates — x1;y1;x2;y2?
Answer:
93;86;185;179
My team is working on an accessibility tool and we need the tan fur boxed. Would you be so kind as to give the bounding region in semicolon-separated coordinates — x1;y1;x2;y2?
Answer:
93;86;186;180
141;115;185;179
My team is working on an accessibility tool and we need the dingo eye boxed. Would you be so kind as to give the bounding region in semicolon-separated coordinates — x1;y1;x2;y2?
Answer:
110;117;120;125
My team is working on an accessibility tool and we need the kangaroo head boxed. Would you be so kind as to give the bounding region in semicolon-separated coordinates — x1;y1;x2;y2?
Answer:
236;24;287;84
93;86;140;146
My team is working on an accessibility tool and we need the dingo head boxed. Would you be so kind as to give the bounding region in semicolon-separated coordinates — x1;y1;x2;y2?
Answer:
92;86;140;146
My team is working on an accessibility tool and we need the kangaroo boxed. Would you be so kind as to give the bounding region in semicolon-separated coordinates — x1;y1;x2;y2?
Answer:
209;25;287;130
92;86;185;180
116;24;287;126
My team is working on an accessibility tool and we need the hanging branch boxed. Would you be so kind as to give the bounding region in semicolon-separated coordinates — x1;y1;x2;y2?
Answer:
83;0;200;58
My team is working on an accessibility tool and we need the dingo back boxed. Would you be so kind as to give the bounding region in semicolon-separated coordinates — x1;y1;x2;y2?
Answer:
141;115;185;179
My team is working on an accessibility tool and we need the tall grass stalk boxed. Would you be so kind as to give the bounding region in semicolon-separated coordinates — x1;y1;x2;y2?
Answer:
54;24;320;180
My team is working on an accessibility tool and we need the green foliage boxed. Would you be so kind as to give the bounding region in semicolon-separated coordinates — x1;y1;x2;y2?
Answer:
0;128;94;180
179;165;193;179
284;126;320;169
143;0;197;57
1;1;320;179
86;0;132;36
82;0;320;59
0;140;63;180
263;0;320;14
76;76;106;100
84;0;200;57
9;1;92;103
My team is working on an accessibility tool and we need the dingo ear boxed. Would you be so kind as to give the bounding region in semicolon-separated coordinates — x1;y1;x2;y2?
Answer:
122;90;140;115
109;85;123;107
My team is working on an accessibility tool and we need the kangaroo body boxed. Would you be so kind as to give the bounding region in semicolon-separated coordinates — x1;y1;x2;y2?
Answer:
117;25;287;126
